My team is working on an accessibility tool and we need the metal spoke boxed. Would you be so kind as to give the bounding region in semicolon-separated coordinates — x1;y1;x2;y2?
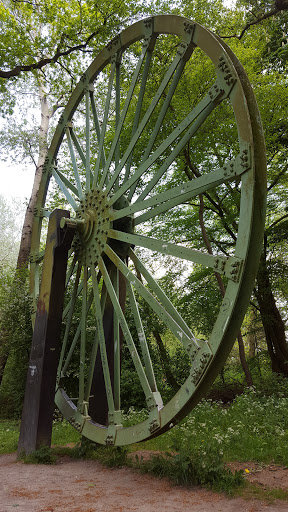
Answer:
63;269;92;320
66;125;83;199
57;262;81;380
129;248;196;339
61;290;94;377
112;162;246;225
112;267;121;410
98;256;154;401
124;38;156;184
84;330;99;405
90;89;106;169
114;55;121;178
111;229;219;267
84;282;107;404
55;169;80;198
79;266;88;410
104;245;198;351
51;167;78;211
70;127;86;167
109;92;220;207
91;266;115;413
93;56;117;187
65;254;77;287
85;89;91;191
104;38;194;196
128;48;193;200
127;281;158;392
99;39;151;188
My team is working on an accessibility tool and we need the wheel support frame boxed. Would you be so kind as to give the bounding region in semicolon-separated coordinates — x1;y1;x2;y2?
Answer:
18;210;75;455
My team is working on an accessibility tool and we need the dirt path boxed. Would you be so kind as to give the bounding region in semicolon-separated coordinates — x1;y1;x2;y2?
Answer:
0;453;288;512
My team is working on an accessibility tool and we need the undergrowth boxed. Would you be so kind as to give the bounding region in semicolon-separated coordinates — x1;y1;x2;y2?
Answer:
135;443;244;494
127;386;288;465
1;387;288;496
19;446;57;464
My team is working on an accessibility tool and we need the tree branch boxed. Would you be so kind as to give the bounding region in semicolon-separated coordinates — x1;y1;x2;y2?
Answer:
0;29;101;79
268;164;288;191
219;3;288;41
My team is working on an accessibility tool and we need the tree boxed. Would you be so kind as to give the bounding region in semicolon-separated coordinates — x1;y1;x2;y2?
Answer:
0;0;149;387
0;0;147;268
0;194;22;268
0;194;24;389
140;1;288;377
1;0;288;399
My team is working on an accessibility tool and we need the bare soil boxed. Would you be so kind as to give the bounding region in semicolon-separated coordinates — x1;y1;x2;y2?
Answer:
1;452;288;512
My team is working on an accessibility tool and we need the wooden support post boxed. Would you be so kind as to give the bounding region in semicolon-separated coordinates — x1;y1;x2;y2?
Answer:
18;210;75;456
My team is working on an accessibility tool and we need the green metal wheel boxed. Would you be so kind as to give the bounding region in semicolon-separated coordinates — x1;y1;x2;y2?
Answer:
30;15;266;446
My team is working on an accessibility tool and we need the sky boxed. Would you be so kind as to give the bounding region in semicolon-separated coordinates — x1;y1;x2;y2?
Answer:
2;162;34;202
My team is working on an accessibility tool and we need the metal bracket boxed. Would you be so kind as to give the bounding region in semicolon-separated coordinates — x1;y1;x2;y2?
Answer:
239;143;252;172
33;206;50;219
217;53;237;95
146;391;163;412
42;156;52;177
143;17;153;36
29;250;45;264
212;255;244;282
190;344;213;386
105;411;122;446
224;256;243;282
106;35;121;55
208;81;225;103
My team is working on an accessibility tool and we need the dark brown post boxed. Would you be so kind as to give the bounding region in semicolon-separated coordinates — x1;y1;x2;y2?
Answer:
18;209;75;455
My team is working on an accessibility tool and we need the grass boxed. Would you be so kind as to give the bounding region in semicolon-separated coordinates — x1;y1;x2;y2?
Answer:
126;389;288;466
0;419;20;454
236;482;288;503
0;418;81;455
19;445;57;464
133;445;245;494
1;390;288;465
1;389;288;497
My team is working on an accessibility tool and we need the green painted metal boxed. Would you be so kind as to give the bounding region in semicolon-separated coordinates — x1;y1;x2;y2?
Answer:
30;15;266;446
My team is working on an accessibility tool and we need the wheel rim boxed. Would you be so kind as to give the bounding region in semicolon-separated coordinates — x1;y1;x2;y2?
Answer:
30;15;266;445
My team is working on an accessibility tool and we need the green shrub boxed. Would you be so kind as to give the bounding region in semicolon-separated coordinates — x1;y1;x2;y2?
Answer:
88;445;129;467
136;443;244;493
0;267;32;419
19;446;57;464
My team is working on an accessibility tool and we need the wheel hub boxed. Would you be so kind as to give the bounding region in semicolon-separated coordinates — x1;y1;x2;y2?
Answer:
73;188;111;266
73;189;133;266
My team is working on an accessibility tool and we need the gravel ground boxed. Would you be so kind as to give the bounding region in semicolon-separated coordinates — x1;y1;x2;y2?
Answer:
1;452;288;512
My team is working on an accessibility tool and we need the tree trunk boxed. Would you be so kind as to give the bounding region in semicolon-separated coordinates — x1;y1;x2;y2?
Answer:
237;332;253;386
246;307;258;359
17;79;51;268
255;247;288;375
153;330;180;391
0;79;51;385
0;354;7;387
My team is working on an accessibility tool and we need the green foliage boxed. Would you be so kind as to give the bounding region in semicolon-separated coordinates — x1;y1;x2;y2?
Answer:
85;445;129;467
0;419;19;454
239;481;288;502
0;194;21;268
0;267;32;418
51;419;81;445
129;388;288;466
136;444;244;493
19;446;57;465
53;435;129;467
